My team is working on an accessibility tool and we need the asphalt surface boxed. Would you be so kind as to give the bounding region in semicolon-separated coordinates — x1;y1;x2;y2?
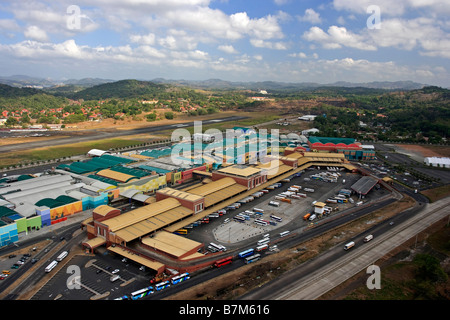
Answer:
0;115;248;153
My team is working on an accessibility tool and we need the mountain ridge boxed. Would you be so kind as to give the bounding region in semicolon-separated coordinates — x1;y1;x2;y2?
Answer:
0;75;429;91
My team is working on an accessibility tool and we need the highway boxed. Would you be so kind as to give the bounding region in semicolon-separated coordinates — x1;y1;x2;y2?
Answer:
240;196;449;300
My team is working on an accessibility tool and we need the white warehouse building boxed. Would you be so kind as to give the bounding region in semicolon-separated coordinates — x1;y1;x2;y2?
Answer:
424;157;450;168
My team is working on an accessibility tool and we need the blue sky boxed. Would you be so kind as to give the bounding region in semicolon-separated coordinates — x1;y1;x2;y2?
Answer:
0;0;449;86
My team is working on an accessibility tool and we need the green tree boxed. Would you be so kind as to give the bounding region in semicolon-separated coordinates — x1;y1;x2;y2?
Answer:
164;111;174;120
5;116;18;127
413;254;448;283
146;112;157;122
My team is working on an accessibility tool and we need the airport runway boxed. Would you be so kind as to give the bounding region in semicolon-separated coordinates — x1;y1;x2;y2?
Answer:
0;115;248;153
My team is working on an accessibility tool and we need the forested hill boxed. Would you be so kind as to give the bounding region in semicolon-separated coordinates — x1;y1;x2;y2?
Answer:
0;83;41;98
69;79;167;100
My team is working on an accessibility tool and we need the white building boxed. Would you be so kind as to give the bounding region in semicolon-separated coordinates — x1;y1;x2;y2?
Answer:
298;115;317;121
87;149;110;157
424;157;450;168
302;128;320;136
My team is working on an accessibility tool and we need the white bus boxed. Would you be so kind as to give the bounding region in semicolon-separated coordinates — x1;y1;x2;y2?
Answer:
256;244;269;252
56;251;68;262
279;231;290;237
254;220;268;226
270;215;283;222
210;243;227;252
344;241;355;250
244;253;261;264
45;260;58;273
257;238;270;246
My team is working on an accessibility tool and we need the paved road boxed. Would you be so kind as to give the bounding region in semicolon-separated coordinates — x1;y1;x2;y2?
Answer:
240;196;449;300
0;116;248;153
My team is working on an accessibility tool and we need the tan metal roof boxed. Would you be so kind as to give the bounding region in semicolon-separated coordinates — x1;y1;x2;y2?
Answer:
83;236;106;249
157;187;204;202
141;231;202;259
114;205;193;242
96;169;139;183
217;165;261;177
108;246;165;273
188;177;236;196
314;202;326;207
102;197;181;232
203;183;247;207
256;160;292;178
93;205;119;217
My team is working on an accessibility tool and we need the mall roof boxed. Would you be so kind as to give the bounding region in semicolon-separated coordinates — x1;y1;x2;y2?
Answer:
216;164;262;177
101;198;183;233
157;188;204;202
95;169;140;183
141;231;202;259
308;136;356;145
187;177;247;207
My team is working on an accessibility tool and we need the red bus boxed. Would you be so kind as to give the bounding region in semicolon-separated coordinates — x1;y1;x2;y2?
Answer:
213;256;233;268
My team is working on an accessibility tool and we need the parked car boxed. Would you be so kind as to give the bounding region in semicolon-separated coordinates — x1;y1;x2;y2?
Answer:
112;269;120;274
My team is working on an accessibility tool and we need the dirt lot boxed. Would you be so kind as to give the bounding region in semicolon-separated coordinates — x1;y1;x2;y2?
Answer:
394;144;450;162
165;195;416;300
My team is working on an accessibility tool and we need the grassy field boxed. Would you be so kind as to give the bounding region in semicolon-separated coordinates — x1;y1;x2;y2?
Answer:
421;184;450;202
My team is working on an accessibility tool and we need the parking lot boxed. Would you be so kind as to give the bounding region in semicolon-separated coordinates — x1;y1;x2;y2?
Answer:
30;252;156;300
187;167;387;251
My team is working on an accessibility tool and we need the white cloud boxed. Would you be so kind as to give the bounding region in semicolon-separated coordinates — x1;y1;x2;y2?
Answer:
218;45;238;54
288;52;307;58
303;26;377;51
250;39;289;50
0;19;20;32
368;17;450;58
273;0;290;5
337;16;346;25
298;9;322;24
24;26;49;42
333;0;450;16
130;33;156;46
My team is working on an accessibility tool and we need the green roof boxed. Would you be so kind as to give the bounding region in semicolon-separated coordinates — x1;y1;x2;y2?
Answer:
308;136;356;145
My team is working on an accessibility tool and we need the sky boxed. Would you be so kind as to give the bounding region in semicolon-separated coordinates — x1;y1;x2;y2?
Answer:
0;0;449;87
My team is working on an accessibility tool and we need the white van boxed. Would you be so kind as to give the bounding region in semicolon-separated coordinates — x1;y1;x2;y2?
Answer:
110;275;121;282
364;234;374;242
344;241;355;250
